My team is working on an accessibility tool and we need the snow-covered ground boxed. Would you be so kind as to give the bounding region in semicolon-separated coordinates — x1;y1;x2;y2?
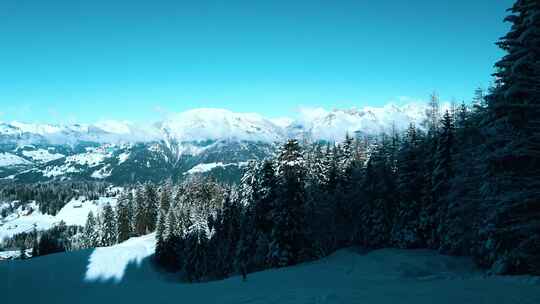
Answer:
1;234;539;304
185;161;248;175
21;149;64;163
0;152;31;167
85;233;156;282
0;196;118;242
0;248;32;260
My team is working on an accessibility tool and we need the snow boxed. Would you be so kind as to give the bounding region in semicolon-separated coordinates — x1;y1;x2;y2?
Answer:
39;147;111;177
0;203;55;241
41;164;80;177
85;233;156;282
118;151;130;164
21;148;64;163
1;243;539;304
2;103;434;145
9;121;63;135
55;197;117;226
0;121;159;145
0;152;31;167
0;248;31;260
66;148;110;167
0;197;117;241
185;162;248;175
91;165;112;179
291;103;430;141
160;108;286;143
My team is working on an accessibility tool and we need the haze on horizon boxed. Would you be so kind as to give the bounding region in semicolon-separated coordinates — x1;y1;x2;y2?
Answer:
0;0;512;124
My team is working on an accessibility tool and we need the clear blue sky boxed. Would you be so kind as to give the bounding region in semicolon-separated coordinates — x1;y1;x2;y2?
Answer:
0;0;513;123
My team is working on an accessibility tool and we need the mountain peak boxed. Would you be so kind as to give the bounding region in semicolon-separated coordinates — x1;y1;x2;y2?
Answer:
0;103;429;145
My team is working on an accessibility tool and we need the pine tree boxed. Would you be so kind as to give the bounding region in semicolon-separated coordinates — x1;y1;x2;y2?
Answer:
433;111;455;198
144;183;159;233
431;110;455;251
84;211;98;248
392;123;425;248
159;179;173;214
116;193;132;243
155;209;167;263
268;139;310;267
426;91;441;132
472;87;486;108
133;185;147;236
340;133;354;172
479;0;540;274
99;203;117;247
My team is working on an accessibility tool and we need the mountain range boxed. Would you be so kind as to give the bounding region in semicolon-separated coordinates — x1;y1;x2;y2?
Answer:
0;103;429;184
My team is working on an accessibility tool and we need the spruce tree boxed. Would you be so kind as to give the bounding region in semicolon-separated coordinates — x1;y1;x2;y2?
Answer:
100;203;117;247
133;185;147;236
392;123;425;248
144;183;159;233
480;0;540;274
159;180;173;214
84;211;98;248
431;110;455;251
155;209;167;263
268;139;310;267
116;193;132;243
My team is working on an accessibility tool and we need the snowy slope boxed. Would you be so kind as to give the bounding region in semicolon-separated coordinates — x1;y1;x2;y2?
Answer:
21;148;64;163
1;236;539;304
185;162;249;175
0;197;118;241
85;233;156;282
0;152;31;167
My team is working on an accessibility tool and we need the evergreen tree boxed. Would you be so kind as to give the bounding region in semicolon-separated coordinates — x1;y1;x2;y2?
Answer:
431;110;455;251
99;203;117;247
116;193;132;243
144;183;159;233
84;211;98;248
159;180;173;214
480;0;540;274
155;209;167;263
268;140;310;267
133;185;147;236
392;123;425;248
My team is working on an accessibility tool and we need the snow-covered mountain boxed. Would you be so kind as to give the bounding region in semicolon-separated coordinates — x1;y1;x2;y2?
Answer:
0;103;428;145
288;103;428;141
0;103;429;184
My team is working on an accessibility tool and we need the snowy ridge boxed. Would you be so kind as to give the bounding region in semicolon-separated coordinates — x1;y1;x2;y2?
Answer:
0;103;430;146
159;108;286;143
290;103;429;141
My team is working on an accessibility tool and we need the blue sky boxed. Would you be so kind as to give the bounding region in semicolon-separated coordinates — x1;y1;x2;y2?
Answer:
0;0;512;123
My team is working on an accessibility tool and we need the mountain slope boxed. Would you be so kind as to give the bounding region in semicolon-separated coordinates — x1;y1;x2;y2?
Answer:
1;235;539;304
